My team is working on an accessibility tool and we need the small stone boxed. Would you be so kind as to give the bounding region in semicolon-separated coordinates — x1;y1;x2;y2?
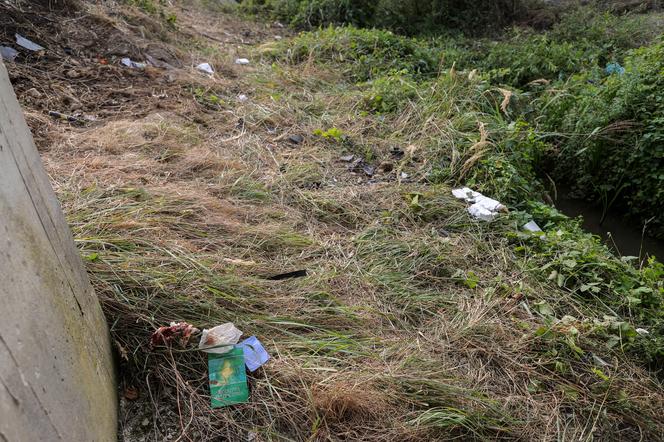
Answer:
288;134;304;145
26;88;42;99
65;69;80;79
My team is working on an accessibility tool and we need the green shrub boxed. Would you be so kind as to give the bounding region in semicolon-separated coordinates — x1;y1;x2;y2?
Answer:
538;41;664;237
514;202;664;366
268;26;439;81
243;0;533;35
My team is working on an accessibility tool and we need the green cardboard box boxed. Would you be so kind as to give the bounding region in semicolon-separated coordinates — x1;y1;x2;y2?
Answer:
208;347;249;407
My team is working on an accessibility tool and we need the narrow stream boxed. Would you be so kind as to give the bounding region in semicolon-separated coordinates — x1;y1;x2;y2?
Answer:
555;196;664;263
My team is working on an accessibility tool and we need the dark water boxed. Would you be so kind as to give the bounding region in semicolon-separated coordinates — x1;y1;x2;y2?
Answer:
555;196;664;262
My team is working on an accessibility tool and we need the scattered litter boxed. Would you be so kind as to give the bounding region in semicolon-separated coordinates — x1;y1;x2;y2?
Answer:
274;35;282;40
288;134;304;145
592;354;610;367
340;154;354;162
48;110;84;125
237;94;248;102
452;187;507;221
121;57;146;69
274;21;285;28
235;58;250;65
196;62;214;74
208;347;249;407
523;220;542;232
15;34;44;52
605;62;625;76
267;269;307;280
362;164;376;177
636;328;649;335
199;323;243;354
236;336;270;372
400;172;409;180
150;322;199;348
0;46;18;62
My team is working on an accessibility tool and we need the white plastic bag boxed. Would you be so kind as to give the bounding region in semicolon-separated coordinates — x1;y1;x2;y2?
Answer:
198;323;243;354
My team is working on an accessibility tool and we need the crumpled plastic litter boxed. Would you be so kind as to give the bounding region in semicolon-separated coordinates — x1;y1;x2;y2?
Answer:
605;62;625;76
235;58;250;65
15;34;44;52
150;322;200;348
523;220;542;232
121;57;147;69
1;46;18;62
196;62;214;74
452;187;507;221
236;336;270;372
237;94;248;102
199;322;243;354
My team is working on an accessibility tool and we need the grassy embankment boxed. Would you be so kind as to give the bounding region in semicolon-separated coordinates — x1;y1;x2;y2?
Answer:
11;0;663;439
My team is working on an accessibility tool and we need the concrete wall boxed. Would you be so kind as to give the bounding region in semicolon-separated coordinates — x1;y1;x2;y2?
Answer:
0;61;116;441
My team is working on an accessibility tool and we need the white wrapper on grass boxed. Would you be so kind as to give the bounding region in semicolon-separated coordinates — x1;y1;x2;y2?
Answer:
468;203;498;221
235;58;250;65
196;62;214;74
523;220;542;232
198;322;243;354
15;34;45;51
453;187;506;221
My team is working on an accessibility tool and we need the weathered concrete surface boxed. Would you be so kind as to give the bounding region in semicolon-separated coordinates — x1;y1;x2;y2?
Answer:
0;60;116;441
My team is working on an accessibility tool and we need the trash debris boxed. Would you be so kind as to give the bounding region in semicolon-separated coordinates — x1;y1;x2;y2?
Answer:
48;110;84;125
523;220;542;232
340;154;354;162
235;58;250;65
199;323;243;354
237;94;248;102
400;172;409;180
121;57;146;69
150;322;200;348
452;187;507;221
15;34;44;52
0;46;18;62
362;164;376;177
636;328;649;336
288;134;304;145
605;62;625;76
267;269;307;280
208;347;249;407
196;62;214;74
236;336;270;372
